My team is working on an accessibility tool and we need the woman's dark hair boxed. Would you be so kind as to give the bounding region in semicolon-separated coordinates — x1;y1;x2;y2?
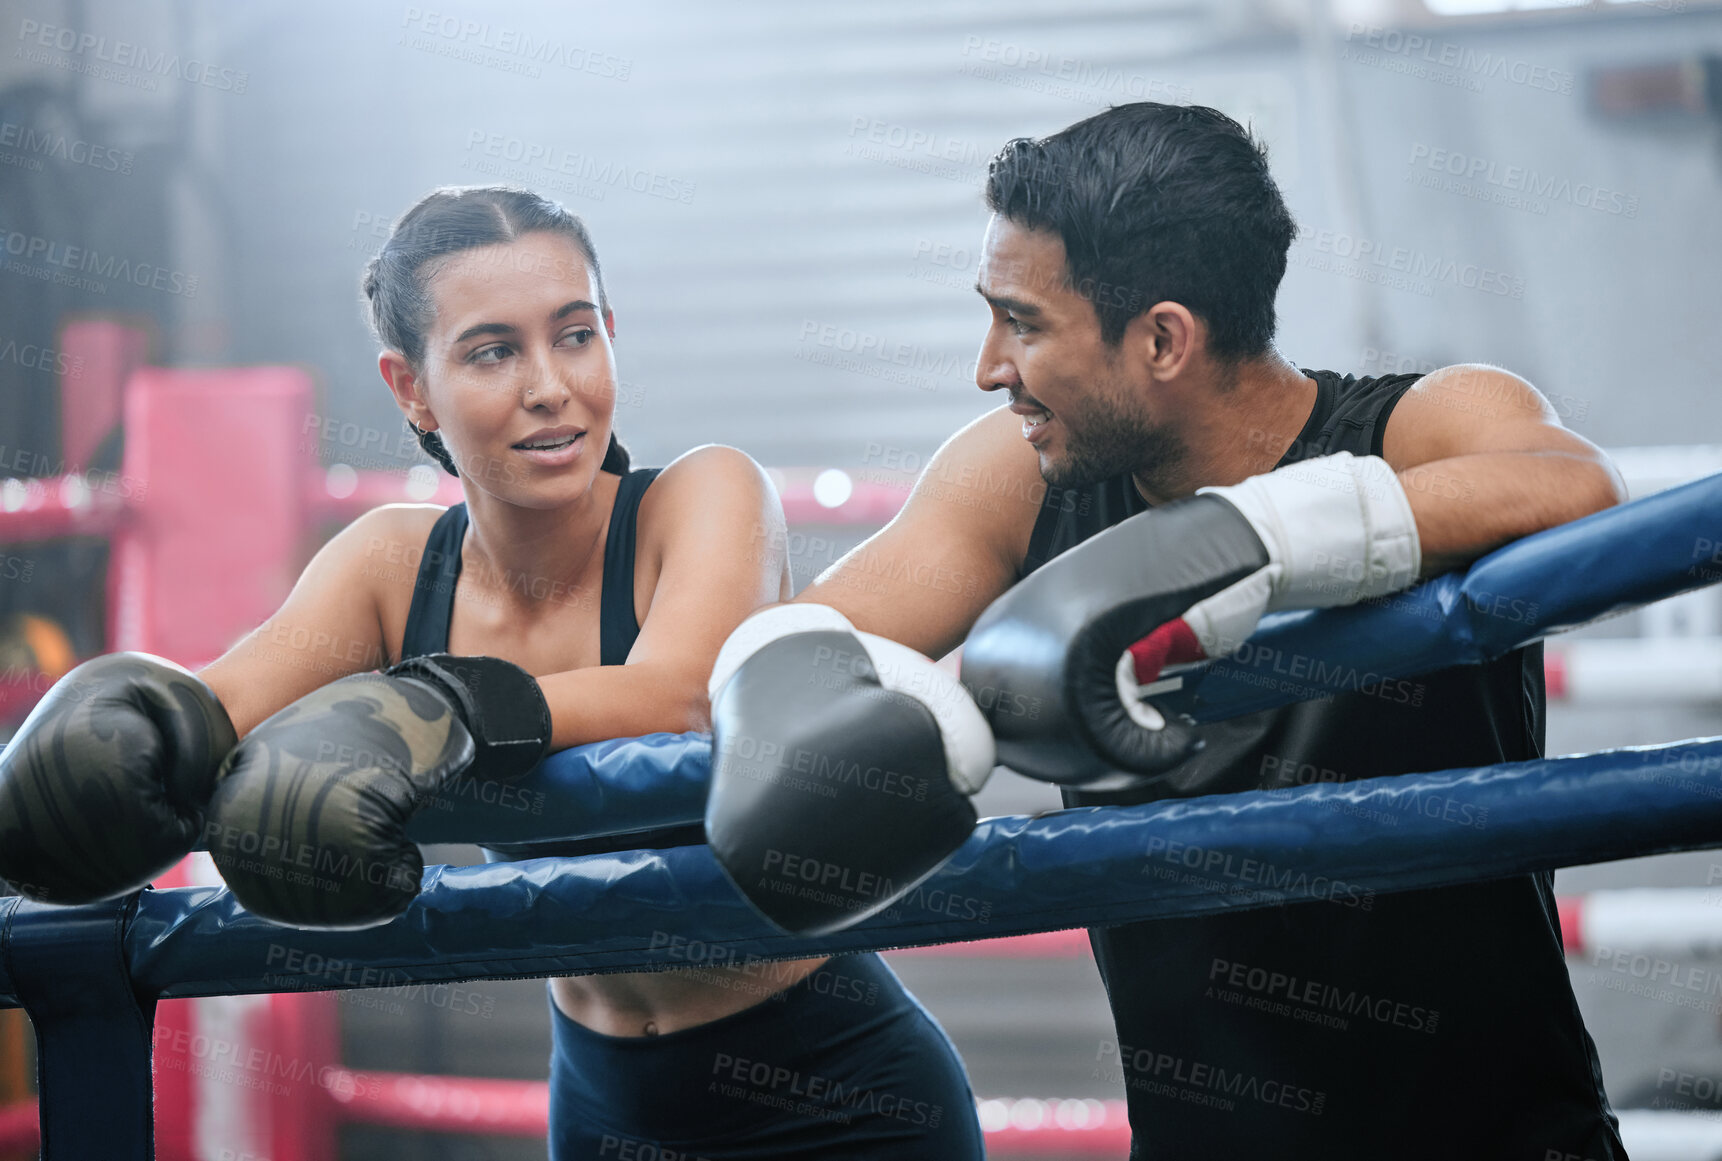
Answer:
361;186;630;476
984;103;1297;361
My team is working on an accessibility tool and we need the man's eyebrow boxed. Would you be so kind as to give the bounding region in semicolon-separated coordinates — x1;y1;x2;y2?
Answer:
451;300;599;345
975;288;1043;318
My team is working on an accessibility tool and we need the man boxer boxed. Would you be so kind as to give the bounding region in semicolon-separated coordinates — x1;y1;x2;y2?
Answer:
708;103;1627;1157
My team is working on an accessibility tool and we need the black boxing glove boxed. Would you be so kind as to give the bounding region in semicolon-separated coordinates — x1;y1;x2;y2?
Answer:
0;652;237;903
204;653;550;929
961;453;1419;786
704;605;995;935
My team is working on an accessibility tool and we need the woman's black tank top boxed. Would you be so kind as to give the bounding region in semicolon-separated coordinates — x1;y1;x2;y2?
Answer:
398;468;704;859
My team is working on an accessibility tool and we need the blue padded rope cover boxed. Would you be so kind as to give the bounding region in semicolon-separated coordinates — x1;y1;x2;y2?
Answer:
1162;471;1722;722
182;731;710;850
28;733;1709;1005
401;730;711;845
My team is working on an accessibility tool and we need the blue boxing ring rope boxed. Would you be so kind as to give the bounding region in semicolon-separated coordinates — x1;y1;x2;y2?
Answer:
3;472;1721;1158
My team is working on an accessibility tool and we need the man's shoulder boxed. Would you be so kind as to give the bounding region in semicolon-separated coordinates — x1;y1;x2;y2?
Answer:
914;405;1054;553
939;404;1042;468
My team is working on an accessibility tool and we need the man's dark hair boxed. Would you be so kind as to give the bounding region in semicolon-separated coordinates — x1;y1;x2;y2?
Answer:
984;103;1297;360
361;185;629;476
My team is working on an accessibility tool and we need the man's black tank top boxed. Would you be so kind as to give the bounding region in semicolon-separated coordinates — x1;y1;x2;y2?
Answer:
398;468;704;859
1024;371;1623;1159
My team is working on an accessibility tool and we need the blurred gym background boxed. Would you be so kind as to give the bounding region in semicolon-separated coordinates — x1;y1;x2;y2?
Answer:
0;0;1719;1157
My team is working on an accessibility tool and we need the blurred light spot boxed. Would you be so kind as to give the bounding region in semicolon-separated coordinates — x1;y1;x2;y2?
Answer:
977;1099;1011;1133
1055;1098;1098;1129
325;464;358;500
1;480;25;513
406;465;439;501
813;468;852;509
59;474;90;509
1009;1099;1048;1130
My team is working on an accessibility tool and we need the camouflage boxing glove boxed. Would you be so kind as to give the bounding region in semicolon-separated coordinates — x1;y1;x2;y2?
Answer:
204;653;550;929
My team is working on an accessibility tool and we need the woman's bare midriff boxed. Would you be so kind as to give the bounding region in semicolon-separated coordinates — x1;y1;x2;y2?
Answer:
550;957;831;1036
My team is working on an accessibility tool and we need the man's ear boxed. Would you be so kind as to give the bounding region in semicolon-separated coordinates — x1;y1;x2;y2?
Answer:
1126;301;1201;384
378;351;435;431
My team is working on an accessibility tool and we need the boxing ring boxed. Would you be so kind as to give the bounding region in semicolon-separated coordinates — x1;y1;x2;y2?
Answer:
0;460;1717;1157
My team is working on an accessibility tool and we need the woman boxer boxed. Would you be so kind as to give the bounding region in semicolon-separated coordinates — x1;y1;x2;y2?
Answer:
194;186;983;1159
0;185;981;1157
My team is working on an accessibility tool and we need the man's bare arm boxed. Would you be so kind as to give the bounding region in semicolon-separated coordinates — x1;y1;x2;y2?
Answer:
792;407;1047;658
1382;364;1626;576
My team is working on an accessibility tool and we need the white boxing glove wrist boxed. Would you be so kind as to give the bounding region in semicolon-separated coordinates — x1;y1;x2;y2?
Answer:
708;603;856;701
1182;453;1421;658
848;632;996;796
707;604;996;796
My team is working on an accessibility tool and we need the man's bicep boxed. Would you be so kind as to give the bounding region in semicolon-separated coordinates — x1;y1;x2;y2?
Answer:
797;504;1017;658
795;406;1045;657
788;411;1033;654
